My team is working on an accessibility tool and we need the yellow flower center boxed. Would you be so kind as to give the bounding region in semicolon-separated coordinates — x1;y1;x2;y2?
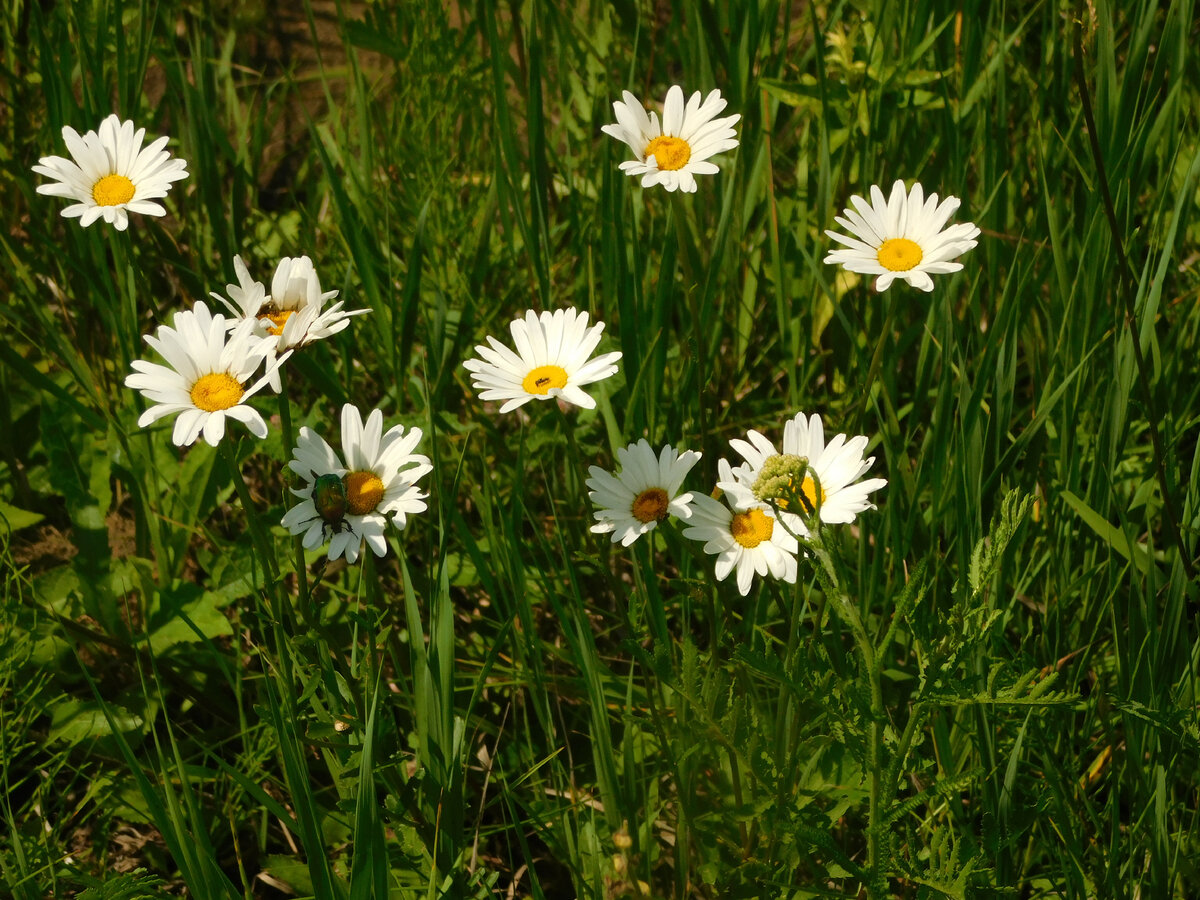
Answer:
631;487;669;524
521;364;569;396
877;238;924;272
189;372;244;412
259;309;295;336
344;470;385;515
92;174;136;206
645;136;691;171
730;508;774;549
776;476;826;514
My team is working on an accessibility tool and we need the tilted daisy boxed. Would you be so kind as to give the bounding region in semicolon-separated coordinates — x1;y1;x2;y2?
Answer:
281;404;432;563
32;114;189;231
682;461;798;596
725;411;887;534
824;180;980;292
212;255;368;387
587;440;701;547
601;86;740;193
462;308;622;413
124;301;288;447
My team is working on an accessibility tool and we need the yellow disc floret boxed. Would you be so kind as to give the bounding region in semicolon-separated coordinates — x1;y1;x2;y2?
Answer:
345;470;385;515
189;372;244;412
522;364;569;396
631;487;670;524
644;136;691;171
92;174;136;206
877;238;924;272
730;508;774;549
259;309;295;336
797;475;825;512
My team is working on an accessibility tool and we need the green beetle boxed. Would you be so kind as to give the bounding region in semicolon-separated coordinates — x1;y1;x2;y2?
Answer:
307;472;357;541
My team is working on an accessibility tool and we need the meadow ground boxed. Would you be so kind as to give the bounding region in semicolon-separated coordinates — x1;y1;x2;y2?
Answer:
2;0;1199;897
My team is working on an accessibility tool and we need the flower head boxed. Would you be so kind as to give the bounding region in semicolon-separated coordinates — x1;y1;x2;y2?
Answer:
462;308;622;413
725;412;887;535
33;114;189;231
124;301;287;447
823;180;980;292
682;461;799;596
281;404;432;563
211;255;368;387
601;86;740;193
587;440;701;546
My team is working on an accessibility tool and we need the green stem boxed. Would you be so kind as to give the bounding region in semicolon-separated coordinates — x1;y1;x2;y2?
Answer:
219;441;282;617
809;534;884;896
556;404;585;501
276;368;310;613
108;230;140;373
669;193;711;459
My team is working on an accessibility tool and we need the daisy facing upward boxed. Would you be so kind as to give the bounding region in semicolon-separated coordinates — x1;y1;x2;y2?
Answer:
823;180;980;292
462;308;622;413
281;404;432;564
682;461;799;597
587;440;701;547
211;254;369;389
602;86;741;193
724;411;887;537
33;114;189;231
124;301;289;447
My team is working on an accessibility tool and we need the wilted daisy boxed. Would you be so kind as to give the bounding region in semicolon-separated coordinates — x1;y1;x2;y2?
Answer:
682;461;798;596
725;411;887;534
462;308;622;413
823;180;980;292
124;301;287;447
281;404;432;563
601;86;740;193
587;440;701;546
32;114;189;231
211;255;367;386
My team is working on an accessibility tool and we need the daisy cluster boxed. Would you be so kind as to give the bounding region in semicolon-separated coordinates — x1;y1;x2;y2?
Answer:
33;84;979;582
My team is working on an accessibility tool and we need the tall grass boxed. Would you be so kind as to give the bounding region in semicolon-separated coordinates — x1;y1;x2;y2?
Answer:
2;0;1198;896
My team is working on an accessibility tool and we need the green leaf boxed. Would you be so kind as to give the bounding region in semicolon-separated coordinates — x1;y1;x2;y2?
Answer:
145;590;234;653
1060;489;1153;573
0;500;44;532
48;698;143;745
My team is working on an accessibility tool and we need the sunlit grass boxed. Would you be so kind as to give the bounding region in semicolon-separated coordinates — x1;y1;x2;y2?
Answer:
2;0;1199;897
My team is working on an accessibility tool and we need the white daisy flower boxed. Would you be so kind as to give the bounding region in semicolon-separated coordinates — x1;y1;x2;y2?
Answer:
124;301;288;447
281;404;432;563
211;255;368;387
823;180;980;292
724;411;887;534
587;439;701;547
32;114;189;231
462;308;622;413
682;461;799;596
601;86;740;193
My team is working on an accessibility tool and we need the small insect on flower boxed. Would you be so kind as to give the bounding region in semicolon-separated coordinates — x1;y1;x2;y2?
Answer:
309;472;354;540
281;404;433;564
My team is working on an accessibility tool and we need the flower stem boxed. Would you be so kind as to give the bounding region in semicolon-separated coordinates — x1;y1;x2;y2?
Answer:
219;441;283;618
809;534;885;896
668;193;711;460
276;368;309;614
